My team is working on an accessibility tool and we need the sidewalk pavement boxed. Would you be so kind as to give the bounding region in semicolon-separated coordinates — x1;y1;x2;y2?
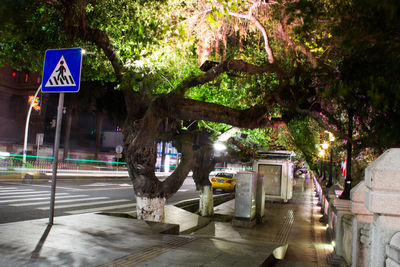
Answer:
0;178;334;267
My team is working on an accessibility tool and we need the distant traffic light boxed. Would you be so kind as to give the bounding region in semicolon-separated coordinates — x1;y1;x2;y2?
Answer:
28;95;40;111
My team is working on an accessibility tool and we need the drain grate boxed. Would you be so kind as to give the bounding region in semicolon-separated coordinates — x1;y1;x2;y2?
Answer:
273;209;295;244
99;235;195;267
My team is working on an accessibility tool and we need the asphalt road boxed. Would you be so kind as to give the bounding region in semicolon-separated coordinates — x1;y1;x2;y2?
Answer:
0;177;199;224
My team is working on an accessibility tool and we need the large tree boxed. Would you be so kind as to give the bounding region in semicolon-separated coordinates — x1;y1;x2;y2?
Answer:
2;0;398;219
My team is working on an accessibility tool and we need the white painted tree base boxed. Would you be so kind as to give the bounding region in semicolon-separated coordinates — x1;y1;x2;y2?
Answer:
199;185;214;217
136;196;166;222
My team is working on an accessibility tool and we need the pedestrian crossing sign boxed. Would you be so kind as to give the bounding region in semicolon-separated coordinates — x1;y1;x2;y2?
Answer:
42;48;83;93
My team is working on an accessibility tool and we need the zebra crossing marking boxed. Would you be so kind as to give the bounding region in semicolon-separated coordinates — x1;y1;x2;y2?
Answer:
0;194;88;203
38;199;132;210
82;183;132;187
71;186;133;191
66;203;137;214
0;184;137;215
1;182;71;190
0;189;34;193
0;191;48;196
10;197;109;207
0;193;69;199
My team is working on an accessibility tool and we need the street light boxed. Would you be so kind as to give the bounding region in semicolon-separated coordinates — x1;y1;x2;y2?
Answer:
322;131;336;188
213;142;226;151
322;142;329;150
327;132;335;187
321;143;329;183
213;142;227;169
318;149;326;180
328;132;335;142
23;85;42;166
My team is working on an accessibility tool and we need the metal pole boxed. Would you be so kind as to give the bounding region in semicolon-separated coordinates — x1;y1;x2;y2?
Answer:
327;148;333;187
36;142;40;162
340;109;354;199
320;159;323;177
23;85;42;166
49;93;64;225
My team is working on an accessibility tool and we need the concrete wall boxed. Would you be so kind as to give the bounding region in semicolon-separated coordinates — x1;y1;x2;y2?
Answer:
315;149;400;267
386;232;400;267
364;149;400;267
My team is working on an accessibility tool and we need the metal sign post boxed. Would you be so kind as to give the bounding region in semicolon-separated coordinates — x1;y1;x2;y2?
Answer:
49;93;64;225
36;133;44;161
115;145;123;172
42;48;83;225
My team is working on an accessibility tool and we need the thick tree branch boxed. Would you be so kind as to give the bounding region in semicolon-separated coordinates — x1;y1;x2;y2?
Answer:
230;11;274;63
174;59;285;95
229;1;274;63
228;137;259;159
161;95;285;129
62;0;123;80
188;2;274;63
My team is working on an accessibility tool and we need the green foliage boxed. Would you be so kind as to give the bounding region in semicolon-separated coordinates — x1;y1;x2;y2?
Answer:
326;0;400;149
2;0;399;169
240;128;289;151
187;73;252;108
0;0;66;72
286;117;320;167
0;0;194;83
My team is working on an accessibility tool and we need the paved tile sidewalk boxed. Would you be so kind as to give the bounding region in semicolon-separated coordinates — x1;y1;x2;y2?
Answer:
0;177;333;266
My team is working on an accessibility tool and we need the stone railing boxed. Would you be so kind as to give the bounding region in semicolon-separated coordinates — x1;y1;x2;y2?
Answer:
314;149;400;267
313;176;352;266
386;232;400;266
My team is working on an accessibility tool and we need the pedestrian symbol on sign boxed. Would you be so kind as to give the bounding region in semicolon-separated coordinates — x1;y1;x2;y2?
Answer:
56;60;66;81
44;56;76;87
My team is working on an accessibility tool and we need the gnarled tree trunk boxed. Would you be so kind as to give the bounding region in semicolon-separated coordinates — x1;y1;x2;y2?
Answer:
192;134;217;217
123;102;194;222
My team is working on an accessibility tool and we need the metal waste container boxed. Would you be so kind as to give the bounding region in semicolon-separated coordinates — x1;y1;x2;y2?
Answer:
234;171;257;227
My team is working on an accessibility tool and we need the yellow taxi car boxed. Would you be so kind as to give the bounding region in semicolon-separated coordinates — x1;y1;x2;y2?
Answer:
210;172;237;192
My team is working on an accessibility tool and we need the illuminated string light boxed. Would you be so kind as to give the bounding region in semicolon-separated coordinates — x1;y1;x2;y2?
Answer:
28;95;40;111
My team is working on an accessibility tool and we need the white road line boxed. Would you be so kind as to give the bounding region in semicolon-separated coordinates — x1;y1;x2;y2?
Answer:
178;189;189;192
3;182;72;190
0;193;68;199
66;203;137;214
0;195;88;203
82;183;117;187
0;187;17;190
80;183;132;187
0;189;34;193
10;197;109;207
0;191;48;196
38;199;132;210
71;187;133;191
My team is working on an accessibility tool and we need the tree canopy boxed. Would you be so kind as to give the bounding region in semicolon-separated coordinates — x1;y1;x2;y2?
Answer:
1;0;399;203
